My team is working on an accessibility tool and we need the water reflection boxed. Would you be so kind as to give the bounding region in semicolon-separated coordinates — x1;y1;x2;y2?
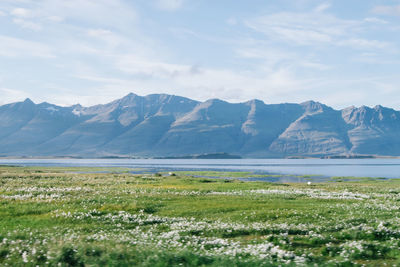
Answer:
0;158;400;182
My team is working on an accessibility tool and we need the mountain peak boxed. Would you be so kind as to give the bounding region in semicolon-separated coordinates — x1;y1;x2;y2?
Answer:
246;99;265;105
71;104;82;109
23;98;34;104
374;105;385;111
115;92;141;106
122;92;138;99
300;100;329;114
204;98;228;105
301;100;321;106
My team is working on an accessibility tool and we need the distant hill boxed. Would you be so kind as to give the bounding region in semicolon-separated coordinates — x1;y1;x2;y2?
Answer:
1;93;400;158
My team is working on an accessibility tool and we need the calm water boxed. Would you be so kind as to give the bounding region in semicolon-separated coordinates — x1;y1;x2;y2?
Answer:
1;158;400;179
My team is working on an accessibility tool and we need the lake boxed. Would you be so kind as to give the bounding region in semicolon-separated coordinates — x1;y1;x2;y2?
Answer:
1;158;400;180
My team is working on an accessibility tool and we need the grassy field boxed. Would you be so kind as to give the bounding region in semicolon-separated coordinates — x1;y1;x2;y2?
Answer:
1;166;400;266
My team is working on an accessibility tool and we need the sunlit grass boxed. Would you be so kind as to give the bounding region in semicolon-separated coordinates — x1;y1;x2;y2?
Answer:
1;166;400;266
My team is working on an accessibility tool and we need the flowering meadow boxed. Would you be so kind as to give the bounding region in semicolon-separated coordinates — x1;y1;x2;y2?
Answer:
1;166;400;266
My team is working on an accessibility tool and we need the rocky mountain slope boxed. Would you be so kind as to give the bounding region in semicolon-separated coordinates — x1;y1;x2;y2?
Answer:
1;93;399;157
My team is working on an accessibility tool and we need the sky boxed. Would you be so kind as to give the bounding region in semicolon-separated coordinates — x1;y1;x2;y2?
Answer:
0;0;400;109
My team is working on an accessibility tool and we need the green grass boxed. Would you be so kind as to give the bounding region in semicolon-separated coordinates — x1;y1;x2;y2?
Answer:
16;166;135;173
1;166;400;266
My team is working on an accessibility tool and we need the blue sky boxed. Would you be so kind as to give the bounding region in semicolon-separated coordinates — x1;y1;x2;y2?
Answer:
0;0;400;108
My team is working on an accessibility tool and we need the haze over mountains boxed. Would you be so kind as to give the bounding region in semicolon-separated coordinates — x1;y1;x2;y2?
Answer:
1;93;400;158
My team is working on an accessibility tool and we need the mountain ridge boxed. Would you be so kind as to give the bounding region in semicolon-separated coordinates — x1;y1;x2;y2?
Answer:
1;93;400;158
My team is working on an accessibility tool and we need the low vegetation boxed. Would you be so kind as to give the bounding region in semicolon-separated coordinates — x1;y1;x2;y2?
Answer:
1;166;400;266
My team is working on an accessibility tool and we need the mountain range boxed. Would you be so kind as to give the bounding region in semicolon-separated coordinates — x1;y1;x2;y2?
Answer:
1;93;400;158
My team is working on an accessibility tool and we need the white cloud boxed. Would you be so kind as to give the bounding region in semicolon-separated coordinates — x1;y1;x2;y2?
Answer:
364;17;388;24
155;0;184;11
0;0;143;58
12;18;41;30
226;17;237;26
11;8;32;18
307;75;400;108
45;16;63;22
9;7;42;30
373;5;400;16
0;35;54;58
314;3;331;13
40;92;119;107
85;28;127;48
246;12;358;46
47;0;137;27
169;27;247;45
116;55;195;79
235;46;294;63
299;61;331;70
3;0;137;31
245;11;394;52
87;29;112;37
337;38;390;50
0;88;30;105
73;52;316;105
234;45;328;73
352;52;400;65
